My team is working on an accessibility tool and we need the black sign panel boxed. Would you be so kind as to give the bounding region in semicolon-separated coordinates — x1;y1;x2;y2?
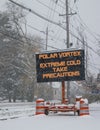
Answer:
36;49;85;82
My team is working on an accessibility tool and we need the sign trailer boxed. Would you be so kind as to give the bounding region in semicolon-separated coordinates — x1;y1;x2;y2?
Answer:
35;49;85;115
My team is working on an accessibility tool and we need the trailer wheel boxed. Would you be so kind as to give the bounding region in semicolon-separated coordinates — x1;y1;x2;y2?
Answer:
74;110;76;116
44;109;49;115
77;110;80;116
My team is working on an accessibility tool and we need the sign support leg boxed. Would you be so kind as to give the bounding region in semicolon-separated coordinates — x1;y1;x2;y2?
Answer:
62;81;65;104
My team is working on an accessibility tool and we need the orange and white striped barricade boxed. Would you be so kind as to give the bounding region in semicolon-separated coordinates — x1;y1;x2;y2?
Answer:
35;98;45;115
80;99;89;116
75;96;82;115
76;96;82;102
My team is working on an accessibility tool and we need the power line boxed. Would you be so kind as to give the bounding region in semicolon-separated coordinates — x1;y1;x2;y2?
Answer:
76;16;99;42
69;30;100;56
0;30;58;50
8;0;67;46
70;22;98;48
36;0;59;14
68;3;100;44
74;3;100;42
8;0;61;28
20;21;65;44
8;0;100;57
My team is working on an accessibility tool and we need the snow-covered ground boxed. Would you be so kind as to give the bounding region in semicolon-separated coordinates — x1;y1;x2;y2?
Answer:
0;102;35;120
0;102;100;130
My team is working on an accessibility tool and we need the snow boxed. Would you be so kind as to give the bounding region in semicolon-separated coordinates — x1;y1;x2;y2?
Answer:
0;102;35;120
0;113;99;130
80;98;89;104
0;102;100;130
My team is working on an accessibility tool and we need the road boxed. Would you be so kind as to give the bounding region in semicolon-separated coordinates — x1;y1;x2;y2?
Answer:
0;101;100;120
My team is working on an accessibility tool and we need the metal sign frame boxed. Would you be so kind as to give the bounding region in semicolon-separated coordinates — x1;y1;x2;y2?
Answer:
36;49;85;82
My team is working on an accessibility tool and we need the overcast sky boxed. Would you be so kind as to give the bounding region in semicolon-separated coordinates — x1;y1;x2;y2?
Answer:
0;0;100;33
0;0;100;32
77;0;100;34
0;0;100;76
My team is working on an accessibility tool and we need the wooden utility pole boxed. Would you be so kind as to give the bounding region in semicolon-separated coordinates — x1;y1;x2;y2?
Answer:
45;26;53;88
66;0;70;49
46;26;48;50
62;81;65;104
62;0;70;104
66;0;70;102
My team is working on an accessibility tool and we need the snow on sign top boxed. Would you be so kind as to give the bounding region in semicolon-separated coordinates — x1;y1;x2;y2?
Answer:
36;49;85;82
